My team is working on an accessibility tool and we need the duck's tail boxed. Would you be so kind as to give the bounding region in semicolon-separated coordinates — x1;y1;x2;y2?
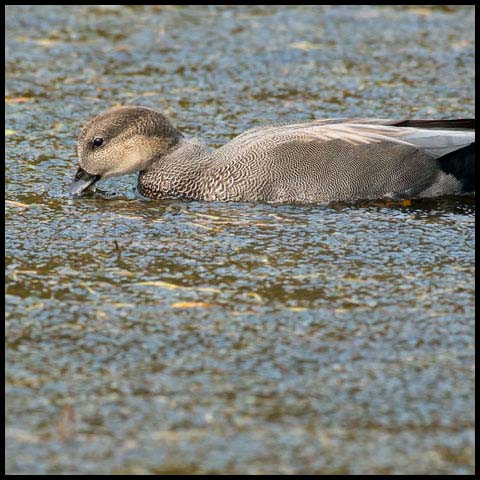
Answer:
437;142;475;193
393;118;475;193
394;118;475;130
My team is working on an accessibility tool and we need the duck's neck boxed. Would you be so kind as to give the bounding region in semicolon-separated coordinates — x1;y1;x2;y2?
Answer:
137;137;213;200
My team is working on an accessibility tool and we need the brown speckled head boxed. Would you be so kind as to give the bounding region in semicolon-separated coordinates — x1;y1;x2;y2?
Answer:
70;106;182;195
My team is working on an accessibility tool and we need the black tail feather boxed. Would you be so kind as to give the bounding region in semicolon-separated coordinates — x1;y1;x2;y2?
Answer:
437;143;475;192
394;119;475;130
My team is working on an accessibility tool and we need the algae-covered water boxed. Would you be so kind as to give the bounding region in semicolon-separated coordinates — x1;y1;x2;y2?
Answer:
5;5;475;474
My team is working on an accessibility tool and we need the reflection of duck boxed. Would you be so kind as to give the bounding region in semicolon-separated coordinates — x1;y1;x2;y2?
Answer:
70;106;475;204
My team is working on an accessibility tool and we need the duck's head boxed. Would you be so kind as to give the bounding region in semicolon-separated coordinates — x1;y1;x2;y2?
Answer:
69;105;182;195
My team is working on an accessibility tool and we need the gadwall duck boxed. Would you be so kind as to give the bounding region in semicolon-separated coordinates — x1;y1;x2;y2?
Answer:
69;106;475;204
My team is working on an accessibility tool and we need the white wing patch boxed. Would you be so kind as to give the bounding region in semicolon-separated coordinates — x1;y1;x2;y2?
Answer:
224;121;475;160
321;124;475;158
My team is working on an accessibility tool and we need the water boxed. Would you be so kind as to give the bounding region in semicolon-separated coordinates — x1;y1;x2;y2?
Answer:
5;5;475;474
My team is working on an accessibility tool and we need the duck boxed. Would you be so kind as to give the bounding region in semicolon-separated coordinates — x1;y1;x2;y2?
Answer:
69;105;475;204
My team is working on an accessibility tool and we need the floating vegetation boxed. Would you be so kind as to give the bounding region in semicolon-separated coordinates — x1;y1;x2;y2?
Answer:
171;301;217;308
5;200;30;208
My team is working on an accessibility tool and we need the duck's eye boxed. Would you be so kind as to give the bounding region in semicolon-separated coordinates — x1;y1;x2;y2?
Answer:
93;137;103;147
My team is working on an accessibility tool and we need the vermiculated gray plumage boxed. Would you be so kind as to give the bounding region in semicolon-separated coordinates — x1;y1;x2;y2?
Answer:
71;106;475;204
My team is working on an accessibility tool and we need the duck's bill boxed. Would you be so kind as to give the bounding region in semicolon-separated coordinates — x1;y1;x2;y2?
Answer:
69;168;101;196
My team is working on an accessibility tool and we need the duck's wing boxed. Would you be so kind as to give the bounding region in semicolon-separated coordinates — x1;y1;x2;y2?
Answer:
223;120;475;160
230;118;474;143
307;123;475;159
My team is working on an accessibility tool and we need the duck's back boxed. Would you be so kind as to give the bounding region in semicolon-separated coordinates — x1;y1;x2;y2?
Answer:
206;118;474;203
